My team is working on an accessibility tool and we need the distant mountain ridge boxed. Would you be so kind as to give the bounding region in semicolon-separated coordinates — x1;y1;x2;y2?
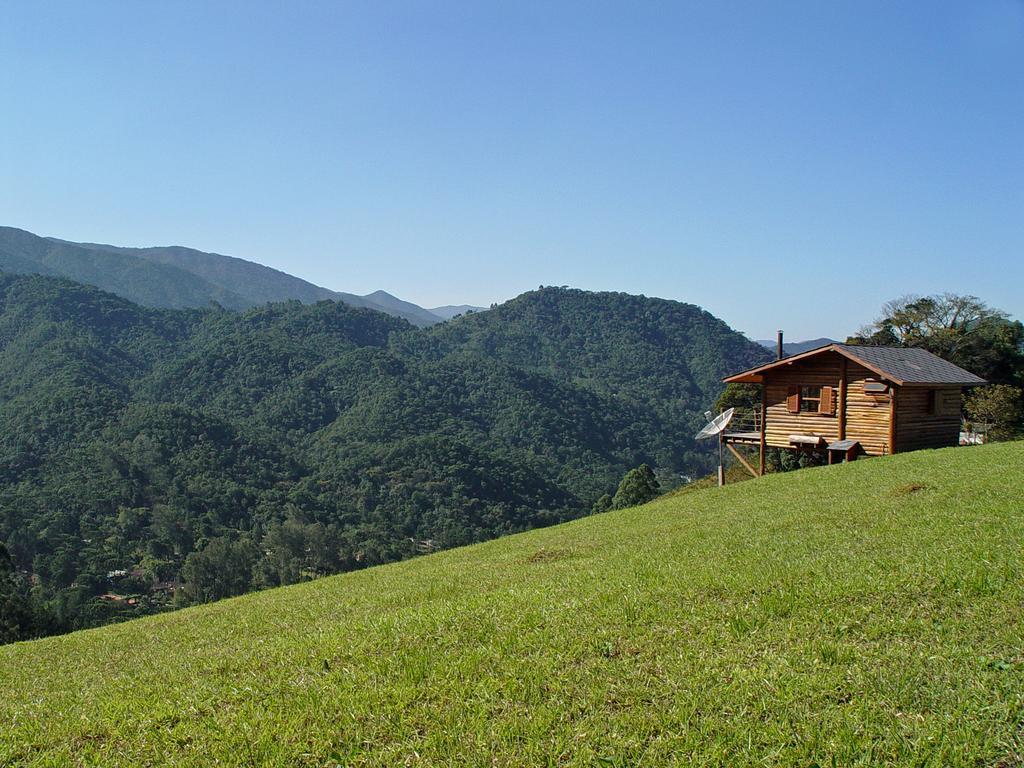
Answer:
0;226;473;326
756;336;838;355
357;290;450;328
427;304;486;320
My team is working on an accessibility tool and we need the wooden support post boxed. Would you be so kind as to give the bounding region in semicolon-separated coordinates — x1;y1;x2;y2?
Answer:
726;442;759;478
889;386;898;455
838;358;847;441
759;384;767;477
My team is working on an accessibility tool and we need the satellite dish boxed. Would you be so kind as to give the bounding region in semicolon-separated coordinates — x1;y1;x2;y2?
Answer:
694;407;735;488
694;408;734;440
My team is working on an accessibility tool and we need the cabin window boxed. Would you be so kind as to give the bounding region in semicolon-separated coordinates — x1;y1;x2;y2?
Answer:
799;386;822;413
925;389;937;415
787;385;836;415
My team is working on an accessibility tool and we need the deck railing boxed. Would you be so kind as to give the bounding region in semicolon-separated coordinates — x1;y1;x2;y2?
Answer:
725;406;762;435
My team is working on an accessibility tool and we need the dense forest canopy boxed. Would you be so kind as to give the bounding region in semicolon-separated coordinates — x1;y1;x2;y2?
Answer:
0;274;768;640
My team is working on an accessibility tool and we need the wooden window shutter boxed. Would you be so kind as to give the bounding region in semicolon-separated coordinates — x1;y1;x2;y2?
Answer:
787;386;800;413
819;386;835;415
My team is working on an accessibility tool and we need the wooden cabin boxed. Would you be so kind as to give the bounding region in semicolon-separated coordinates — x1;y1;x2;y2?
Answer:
721;344;986;475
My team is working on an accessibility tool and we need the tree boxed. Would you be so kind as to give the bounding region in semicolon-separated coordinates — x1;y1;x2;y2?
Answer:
716;383;761;413
848;293;1024;386
591;493;613;515
181;537;259;604
851;294;996;345
0;544;36;644
611;465;661;510
965;385;1024;441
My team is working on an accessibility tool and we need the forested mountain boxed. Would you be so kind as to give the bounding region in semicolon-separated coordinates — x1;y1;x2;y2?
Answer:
0;227;455;326
403;287;769;464
0;274;768;638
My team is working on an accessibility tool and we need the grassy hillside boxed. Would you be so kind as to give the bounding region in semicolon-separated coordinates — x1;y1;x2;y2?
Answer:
2;442;1022;766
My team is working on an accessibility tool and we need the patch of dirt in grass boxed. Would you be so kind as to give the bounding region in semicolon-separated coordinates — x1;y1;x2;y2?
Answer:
527;547;572;563
892;482;928;496
992;755;1023;768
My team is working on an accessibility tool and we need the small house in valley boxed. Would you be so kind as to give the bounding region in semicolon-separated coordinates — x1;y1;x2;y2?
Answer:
721;343;986;475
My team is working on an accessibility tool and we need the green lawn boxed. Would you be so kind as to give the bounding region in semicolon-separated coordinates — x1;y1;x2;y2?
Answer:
2;443;1023;767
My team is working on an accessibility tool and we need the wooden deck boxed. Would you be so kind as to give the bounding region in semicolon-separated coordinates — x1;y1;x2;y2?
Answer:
722;430;762;445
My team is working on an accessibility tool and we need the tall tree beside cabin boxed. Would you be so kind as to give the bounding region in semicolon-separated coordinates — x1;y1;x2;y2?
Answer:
848;293;1024;388
965;384;1024;441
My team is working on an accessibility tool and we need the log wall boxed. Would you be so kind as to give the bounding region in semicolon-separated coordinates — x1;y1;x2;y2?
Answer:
843;362;894;455
761;353;966;456
894;385;962;453
763;352;842;450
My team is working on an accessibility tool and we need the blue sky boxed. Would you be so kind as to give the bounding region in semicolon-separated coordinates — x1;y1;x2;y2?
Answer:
2;2;1022;339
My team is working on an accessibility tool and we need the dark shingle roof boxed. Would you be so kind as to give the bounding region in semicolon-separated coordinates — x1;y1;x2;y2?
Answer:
834;344;987;385
724;343;987;386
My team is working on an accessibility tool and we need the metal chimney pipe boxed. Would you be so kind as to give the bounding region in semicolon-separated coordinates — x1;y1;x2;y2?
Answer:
777;330;784;360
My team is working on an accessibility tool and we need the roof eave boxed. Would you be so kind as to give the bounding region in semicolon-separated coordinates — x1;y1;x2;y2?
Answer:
900;378;987;387
721;343;901;385
722;372;764;384
721;343;987;387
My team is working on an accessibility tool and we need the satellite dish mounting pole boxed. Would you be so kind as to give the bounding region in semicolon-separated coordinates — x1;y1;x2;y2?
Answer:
718;433;725;487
